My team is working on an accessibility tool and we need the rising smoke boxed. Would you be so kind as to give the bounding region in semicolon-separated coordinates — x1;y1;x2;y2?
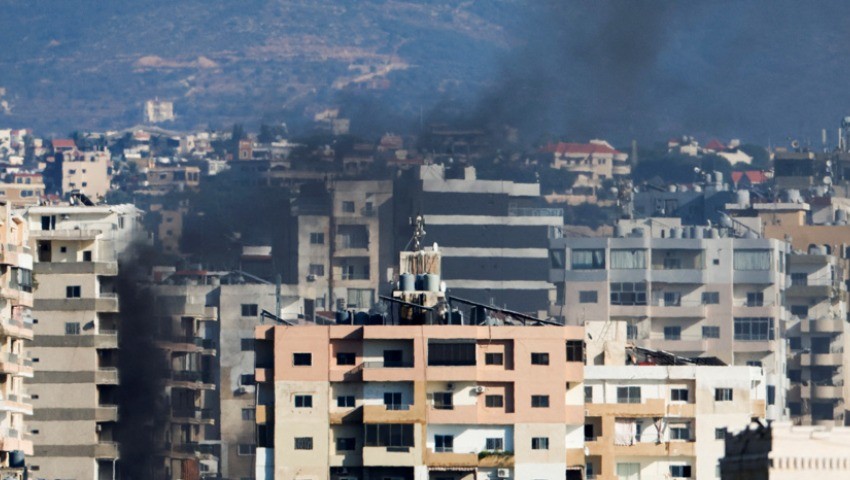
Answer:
115;243;169;479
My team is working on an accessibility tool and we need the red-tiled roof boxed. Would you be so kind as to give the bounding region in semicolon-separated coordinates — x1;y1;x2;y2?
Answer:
51;139;76;149
541;142;621;155
704;139;727;151
731;171;768;184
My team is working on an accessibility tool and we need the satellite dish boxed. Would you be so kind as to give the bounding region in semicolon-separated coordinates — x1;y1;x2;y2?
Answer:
824;176;833;185
791;140;800;149
826;160;833;167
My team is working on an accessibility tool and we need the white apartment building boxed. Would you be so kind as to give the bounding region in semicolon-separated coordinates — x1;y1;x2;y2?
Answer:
61;150;112;201
585;363;766;480
550;218;790;420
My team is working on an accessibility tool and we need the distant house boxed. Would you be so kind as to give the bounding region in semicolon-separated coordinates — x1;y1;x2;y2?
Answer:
51;139;76;153
540;140;630;179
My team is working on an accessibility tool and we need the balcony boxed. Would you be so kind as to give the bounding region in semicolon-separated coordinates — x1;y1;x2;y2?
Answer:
171;408;215;425
362;445;418;467
649;303;706;319
95;441;119;458
95;368;119;385
813;384;843;399
158;335;215;354
638;333;707;353
786;284;834;298
0;243;31;267
801;352;843;367
0;352;33;377
362;361;414;382
362;404;422;424
33;261;118;276
0;310;33;341
0;428;32;455
0;393;32;415
94;330;118;348
96;405;119;422
0;288;32;308
651;269;706;284
95;293;119;313
31;229;102;240
803;318;844;334
167;370;215;390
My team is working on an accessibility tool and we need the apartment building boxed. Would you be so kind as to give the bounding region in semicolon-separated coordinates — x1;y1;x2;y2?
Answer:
785;249;849;425
584;355;766;480
25;203;142;480
144;99;175;123
61;150;112;201
254;245;586;480
152;274;220;479
285;179;393;314
550;218;789;420
0;202;34;480
393;164;560;315
0;173;45;207
720;421;850;480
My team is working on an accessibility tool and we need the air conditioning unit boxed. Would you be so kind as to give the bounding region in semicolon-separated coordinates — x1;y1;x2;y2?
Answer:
446;383;454;390
307;274;316;282
497;468;510;478
473;385;486;394
234;386;247;395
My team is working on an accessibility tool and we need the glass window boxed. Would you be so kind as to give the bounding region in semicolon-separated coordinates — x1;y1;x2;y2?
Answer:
746;292;764;307
337;396;355;408
566;340;583;362
790;305;808;318
715;428;727;440
670;425;691;440
579;290;598;303
65;322;81;335
670;388;689;402
670;465;692;478
571;249;606;270
485;353;504;365
485;395;504;408
791;273;807;286
715;388;733;401
702;326;720;339
294;395;312;408
308;264;325;276
485;437;504;451
434;435;454;452
531;352;549;365
241;304;258;316
610;249;646;269
309;232;325;244
66;286;81;298
293;353;312;366
734;317;774;341
531;395;550;408
294;437;313;450
336;437;355;451
617;386;641;404
428;342;476;366
664;326;681;340
701;291;719;304
627;324;638;340
734;250;771;271
531;437;549;450
336;352;356;365
364;424;414;448
610;282;647;306
663;291;681;306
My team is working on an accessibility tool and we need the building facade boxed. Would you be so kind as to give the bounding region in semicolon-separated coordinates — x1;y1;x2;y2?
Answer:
550;218;790;420
25;204;141;479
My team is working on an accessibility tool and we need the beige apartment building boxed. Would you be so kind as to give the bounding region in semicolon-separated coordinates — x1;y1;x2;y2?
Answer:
254;245;586;480
584;358;766;480
289;179;393;314
0;173;45;207
0;202;35;480
61;150;112;201
25;203;141;480
550;218;790;421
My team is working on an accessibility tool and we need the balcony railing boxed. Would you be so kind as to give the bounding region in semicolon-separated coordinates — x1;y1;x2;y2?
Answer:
363;361;413;369
508;206;563;217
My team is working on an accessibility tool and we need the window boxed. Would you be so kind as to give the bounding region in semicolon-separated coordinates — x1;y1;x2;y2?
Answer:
240;339;254;351
702;326;720;339
82;251;92;262
617;386;641;404
434;434;454;452
734;250;771;270
337;396;355;408
347;288;373;308
663;291;681;306
791;273;807;286
531;395;549;408
485;437;504;451
428;342;476;366
383;350;404;367
66;286;81;298
294;395;313;408
241;408;255;420
610;282;647;306
308;264;325;276
746;360;762;368
746;292;764;307
584;386;593;403
670;465;692;478
702;292;720;305
670;388;689;402
384;392;404;410
789;337;802;350
485;395;504;408
715;427;727;440
670;425;691;440
240;374;255;386
627;324;638;340
566;340;584;362
237;444;257;455
664;326;681;340
336;437;355;451
342;201;355;213
579;290;598;303
65;322;81;335
336;352;355;365
294;437;313;450
485;352;504;365
571;249;605;270
433;392;453;410
293;353;312;366
734;317;774;341
531;437;549;450
767;385;775;405
610;249;647;269
309;232;325;244
531;352;549;365
241;304;258;317
715;388;733;401
12;268;32;292
790;305;809;318
364;424;414;448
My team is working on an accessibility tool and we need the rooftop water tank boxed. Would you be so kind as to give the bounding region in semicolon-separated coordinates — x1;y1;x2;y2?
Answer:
400;273;415;292
424;273;440;292
736;189;750;207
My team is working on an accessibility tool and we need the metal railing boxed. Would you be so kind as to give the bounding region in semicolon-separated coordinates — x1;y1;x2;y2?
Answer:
362;360;414;369
508;206;564;217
